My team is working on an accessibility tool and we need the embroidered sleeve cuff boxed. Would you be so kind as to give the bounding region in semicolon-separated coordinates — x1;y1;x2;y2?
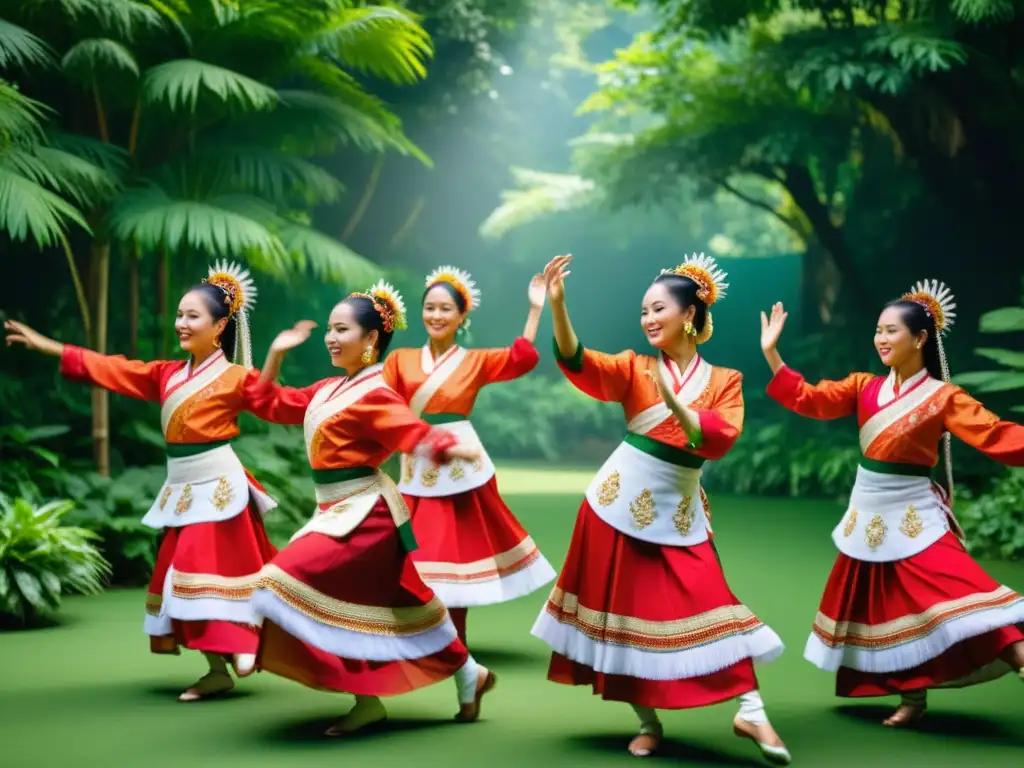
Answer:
694;410;739;459
553;338;584;372
59;344;89;382
765;364;803;405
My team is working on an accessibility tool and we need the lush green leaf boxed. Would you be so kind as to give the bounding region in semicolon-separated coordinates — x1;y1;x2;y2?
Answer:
319;5;432;85
273;222;383;286
0;164;91;247
974;347;1024;370
0;19;54;70
61;38;140;83
144;59;279;112
979;307;1024;333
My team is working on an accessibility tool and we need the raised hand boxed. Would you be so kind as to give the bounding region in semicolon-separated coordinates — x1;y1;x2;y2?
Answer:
760;302;788;353
543;254;572;303
270;320;317;354
650;362;675;405
4;319;62;356
527;273;546;310
445;441;482;464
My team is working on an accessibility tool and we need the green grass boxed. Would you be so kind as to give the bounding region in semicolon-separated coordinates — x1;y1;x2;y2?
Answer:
1;473;1023;767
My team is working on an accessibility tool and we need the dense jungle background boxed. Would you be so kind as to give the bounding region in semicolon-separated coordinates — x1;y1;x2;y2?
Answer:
2;0;1024;621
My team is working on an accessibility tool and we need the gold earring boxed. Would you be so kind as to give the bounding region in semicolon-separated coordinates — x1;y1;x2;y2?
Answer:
361;345;374;364
213;337;221;348
684;321;696;337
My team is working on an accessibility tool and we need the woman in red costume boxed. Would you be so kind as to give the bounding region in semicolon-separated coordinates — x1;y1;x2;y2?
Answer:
4;261;278;701
381;266;555;646
531;254;790;764
761;279;1024;727
246;281;497;737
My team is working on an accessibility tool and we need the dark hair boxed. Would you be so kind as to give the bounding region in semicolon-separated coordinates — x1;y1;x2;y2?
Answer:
652;273;708;332
187;283;237;358
344;296;395;356
422;281;467;313
883;299;942;381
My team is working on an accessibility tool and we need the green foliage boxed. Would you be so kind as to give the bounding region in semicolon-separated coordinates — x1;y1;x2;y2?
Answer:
952;298;1024;409
958;468;1024;561
0;494;111;627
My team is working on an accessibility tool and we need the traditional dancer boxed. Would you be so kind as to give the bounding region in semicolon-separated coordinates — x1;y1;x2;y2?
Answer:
381;266;556;645
531;254;790;764
3;261;278;701
245;281;497;736
760;280;1024;727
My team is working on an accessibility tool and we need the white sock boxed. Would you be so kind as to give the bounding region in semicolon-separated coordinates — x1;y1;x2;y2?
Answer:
631;705;661;734
736;690;768;725
203;652;229;675
900;689;927;709
454;656;479;704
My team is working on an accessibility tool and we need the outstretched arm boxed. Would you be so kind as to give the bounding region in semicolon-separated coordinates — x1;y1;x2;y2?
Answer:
945;387;1024;466
545;255;579;360
521;273;546;344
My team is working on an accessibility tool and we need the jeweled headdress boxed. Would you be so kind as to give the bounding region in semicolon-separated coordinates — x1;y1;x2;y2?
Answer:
659;252;729;306
204;260;258;368
424;265;481;312
349;280;408;333
901;279;956;336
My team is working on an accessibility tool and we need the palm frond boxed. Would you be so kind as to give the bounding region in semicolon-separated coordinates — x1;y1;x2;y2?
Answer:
13;145;122;207
32;0;165;40
951;0;1015;23
0;81;50;144
318;5;432;85
0;19;54;70
106;185;284;257
0;164;91;247
144;59;280;113
479;168;600;241
47;132;130;176
194;144;345;205
275;221;383;286
61;38;140;84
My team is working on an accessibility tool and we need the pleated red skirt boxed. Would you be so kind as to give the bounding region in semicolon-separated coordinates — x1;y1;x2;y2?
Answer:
807;532;1024;697
533;501;783;709
403;476;554;606
254;500;469;697
147;503;277;656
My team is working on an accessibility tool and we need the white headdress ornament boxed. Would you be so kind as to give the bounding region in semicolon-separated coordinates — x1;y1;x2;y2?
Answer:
424;265;481;312
659;252;729;305
205;260;258;369
351;280;408;333
902;279;956;335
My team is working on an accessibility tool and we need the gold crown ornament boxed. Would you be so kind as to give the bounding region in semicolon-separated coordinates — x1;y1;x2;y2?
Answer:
424;265;481;312
659;252;729;306
902;279;956;335
350;280;408;333
205;260;257;317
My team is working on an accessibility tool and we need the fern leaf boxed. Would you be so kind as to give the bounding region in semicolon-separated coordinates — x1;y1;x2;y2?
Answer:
0;19;54;70
318;5;433;85
61;38;140;83
0;164;92;247
144;59;279;113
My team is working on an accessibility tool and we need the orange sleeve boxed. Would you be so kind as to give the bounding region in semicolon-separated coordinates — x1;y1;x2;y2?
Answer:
356;389;457;459
765;364;869;420
945;387;1024;466
553;339;634;403
381;351;400;389
476;337;540;383
243;372;323;425
60;344;168;402
693;371;744;460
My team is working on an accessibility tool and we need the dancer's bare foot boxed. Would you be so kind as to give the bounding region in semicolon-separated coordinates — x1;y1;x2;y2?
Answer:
882;704;924;728
232;653;256;678
178;670;234;702
628;723;663;757
455;666;497;722
325;696;388;737
733;717;791;766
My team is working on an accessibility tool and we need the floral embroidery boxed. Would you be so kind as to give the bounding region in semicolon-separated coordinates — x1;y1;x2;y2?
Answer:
211;477;234;511
175;484;194;514
630;489;656;530
843;508;858;537
673;495;695;535
900;505;924;538
865;514;887;549
597;471;620;506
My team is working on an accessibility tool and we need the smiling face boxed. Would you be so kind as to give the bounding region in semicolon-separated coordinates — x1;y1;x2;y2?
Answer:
175;290;226;357
422;284;465;343
875;305;926;369
324;301;377;371
641;282;693;350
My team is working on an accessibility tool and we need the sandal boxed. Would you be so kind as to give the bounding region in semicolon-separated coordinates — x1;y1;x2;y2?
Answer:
733;717;792;766
628;722;663;757
178;670;234;702
455;668;497;722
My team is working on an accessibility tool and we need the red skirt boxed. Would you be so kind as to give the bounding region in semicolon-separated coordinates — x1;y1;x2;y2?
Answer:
531;500;783;709
147;503;277;656
806;532;1024;697
403;476;555;607
253;499;469;697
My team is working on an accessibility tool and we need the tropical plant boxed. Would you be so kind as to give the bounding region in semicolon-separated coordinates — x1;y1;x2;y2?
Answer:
0;494;111;626
0;0;435;475
958;468;1024;561
951;294;1024;408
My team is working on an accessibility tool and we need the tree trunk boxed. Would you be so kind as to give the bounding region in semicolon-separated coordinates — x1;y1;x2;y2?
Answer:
90;241;111;477
157;245;168;357
128;245;139;357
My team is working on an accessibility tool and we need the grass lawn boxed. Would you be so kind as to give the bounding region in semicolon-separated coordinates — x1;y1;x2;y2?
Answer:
1;469;1022;767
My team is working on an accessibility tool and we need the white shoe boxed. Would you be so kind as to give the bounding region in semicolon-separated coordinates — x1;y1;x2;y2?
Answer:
733;717;792;766
232;653;256;678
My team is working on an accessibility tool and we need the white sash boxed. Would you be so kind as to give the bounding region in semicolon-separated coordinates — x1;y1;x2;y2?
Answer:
290;469;411;543
859;375;945;453
144;443;277;530
626;354;711;435
399;345;494;498
160;352;232;438
585;441;708;547
303;364;385;463
834;466;951;562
